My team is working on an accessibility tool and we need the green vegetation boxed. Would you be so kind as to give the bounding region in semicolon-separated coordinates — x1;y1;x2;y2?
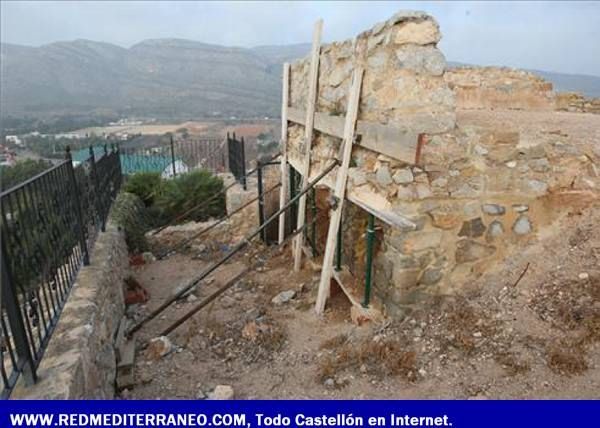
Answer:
109;192;152;252
123;172;162;206
123;169;226;228
1;158;54;191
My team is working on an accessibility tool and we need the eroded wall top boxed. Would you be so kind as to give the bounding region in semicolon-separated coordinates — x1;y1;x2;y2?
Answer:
289;10;456;135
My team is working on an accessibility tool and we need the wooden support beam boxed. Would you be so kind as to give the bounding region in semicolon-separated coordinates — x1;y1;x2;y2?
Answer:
278;63;291;244
293;19;323;271
287;107;420;164
315;67;364;315
286;155;416;230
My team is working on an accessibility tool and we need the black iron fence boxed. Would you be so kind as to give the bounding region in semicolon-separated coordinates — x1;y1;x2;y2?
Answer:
0;145;122;398
118;137;229;178
118;134;246;190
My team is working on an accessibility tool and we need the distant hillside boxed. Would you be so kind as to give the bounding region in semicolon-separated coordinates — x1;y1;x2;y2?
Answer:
0;39;294;120
1;40;599;122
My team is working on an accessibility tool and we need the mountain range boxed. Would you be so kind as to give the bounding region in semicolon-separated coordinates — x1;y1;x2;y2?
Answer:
1;39;599;121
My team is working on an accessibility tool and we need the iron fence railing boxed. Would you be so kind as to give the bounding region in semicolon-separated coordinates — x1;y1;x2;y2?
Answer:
118;137;229;178
117;135;246;190
227;133;246;189
0;145;122;398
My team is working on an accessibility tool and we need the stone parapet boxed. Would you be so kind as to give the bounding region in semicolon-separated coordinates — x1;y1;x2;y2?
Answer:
12;222;128;399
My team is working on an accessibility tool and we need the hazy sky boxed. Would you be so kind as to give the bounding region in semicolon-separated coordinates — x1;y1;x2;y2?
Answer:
1;1;599;76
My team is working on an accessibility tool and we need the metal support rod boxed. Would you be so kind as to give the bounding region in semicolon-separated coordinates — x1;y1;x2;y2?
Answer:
257;161;266;243
157;182;281;259
240;136;247;191
289;166;296;233
156;218;316;339
151;152;281;235
363;213;375;308
65;147;90;265
88;146;104;232
335;211;342;272
170;135;177;178
127;160;338;336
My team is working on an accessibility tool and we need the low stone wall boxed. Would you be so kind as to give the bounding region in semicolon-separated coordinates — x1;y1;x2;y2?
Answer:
13;222;128;399
555;92;600;114
444;66;555;111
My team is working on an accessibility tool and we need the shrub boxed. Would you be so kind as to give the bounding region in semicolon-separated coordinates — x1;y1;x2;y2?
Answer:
123;172;162;206
154;170;225;222
109;192;152;252
1;159;54;191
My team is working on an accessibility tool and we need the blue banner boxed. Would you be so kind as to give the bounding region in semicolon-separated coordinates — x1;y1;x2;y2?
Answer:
1;400;598;428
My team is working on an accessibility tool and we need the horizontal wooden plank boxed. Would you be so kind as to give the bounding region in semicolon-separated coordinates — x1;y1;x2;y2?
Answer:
287;154;416;230
287;107;419;164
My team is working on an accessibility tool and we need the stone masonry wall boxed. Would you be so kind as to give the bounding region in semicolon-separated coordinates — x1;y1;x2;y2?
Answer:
555;92;600;114
444;66;555;111
286;11;600;318
13;222;128;399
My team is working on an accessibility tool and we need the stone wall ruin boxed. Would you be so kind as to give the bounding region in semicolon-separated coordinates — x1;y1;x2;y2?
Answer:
285;11;600;317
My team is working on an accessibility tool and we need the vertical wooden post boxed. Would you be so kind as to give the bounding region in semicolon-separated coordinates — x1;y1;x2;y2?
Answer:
278;63;291;244
315;67;364;314
293;19;323;271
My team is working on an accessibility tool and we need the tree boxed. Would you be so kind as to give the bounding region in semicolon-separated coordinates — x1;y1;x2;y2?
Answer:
1;159;54;191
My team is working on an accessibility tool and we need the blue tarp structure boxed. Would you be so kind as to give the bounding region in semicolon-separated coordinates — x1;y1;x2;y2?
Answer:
72;146;182;175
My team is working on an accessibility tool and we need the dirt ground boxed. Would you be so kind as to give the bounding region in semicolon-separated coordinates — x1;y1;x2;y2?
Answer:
124;195;600;399
122;109;600;399
457;109;600;151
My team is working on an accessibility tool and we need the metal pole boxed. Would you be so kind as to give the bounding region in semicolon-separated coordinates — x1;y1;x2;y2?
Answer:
363;213;375;308
289;165;296;233
65;147;90;265
170;135;177;178
240;136;247;191
127;160;338;336
156;218;315;339
157;182;281;259
257;161;266;243
335;211;342;272
88;146;104;232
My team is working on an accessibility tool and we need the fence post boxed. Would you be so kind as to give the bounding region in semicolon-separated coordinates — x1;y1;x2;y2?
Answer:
170;135;177;178
88;146;104;232
335;212;342;272
363;213;375;307
114;143;122;192
240;136;247;191
257;161;266;243
66;146;90;265
1;237;37;386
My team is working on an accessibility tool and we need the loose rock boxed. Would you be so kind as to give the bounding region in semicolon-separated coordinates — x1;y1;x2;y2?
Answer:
271;290;296;305
209;385;234;400
146;336;175;360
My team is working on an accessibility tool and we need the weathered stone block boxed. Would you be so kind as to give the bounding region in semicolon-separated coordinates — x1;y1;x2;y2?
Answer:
391;230;443;254
458;217;486;238
394;45;446;76
482;203;506;216
513;215;533;235
455;239;496;263
391;19;441;45
392;168;414;184
486;220;505;242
